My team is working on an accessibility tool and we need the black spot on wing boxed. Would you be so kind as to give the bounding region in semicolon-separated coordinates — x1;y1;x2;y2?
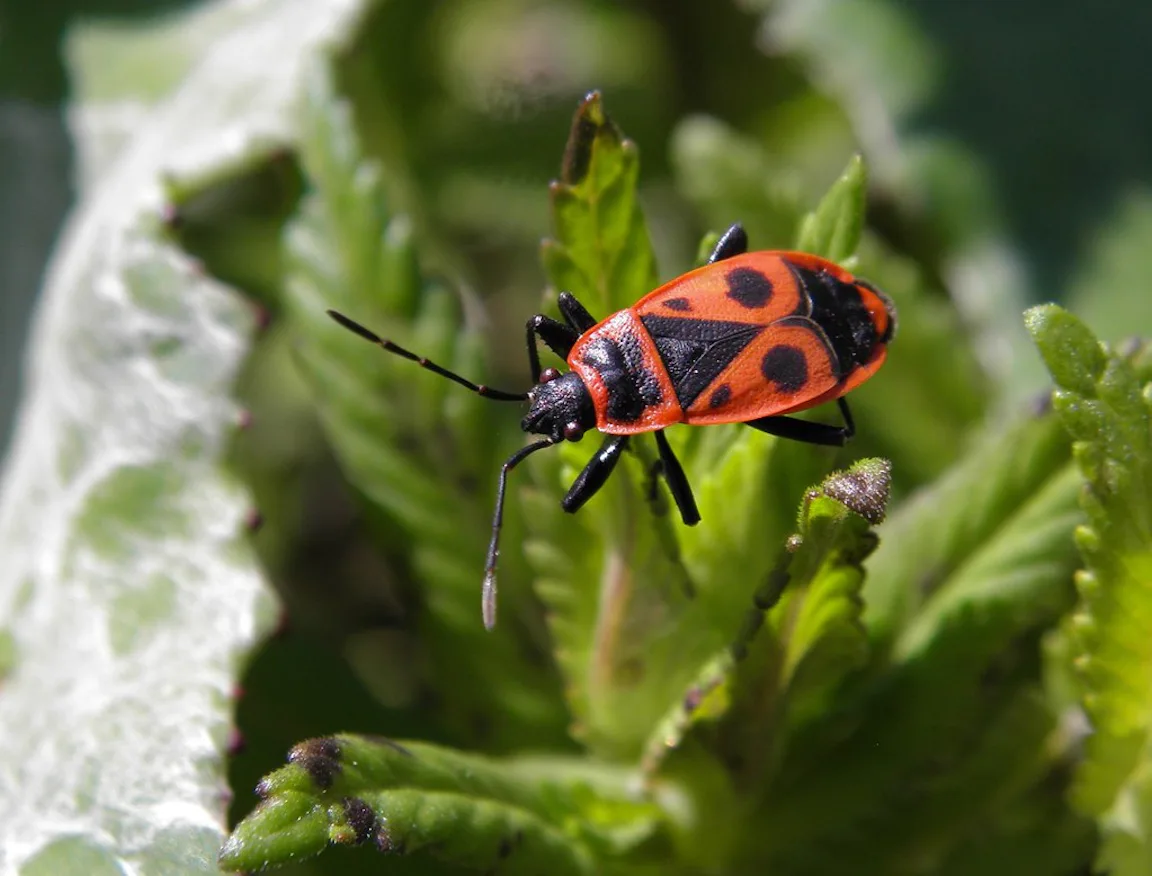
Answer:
761;345;808;393
580;329;662;422
662;297;692;312
708;384;731;409
726;267;774;309
640;315;764;409
786;260;877;377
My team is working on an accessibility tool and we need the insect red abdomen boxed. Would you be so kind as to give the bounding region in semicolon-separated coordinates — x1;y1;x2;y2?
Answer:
568;251;895;435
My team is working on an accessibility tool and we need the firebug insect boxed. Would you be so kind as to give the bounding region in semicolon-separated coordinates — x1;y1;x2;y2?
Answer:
328;223;896;629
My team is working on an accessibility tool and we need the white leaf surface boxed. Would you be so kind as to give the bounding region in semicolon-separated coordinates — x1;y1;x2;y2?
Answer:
0;0;367;872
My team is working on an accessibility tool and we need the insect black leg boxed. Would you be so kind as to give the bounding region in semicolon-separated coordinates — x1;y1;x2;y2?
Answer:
561;435;629;513
524;294;598;383
744;398;856;447
526;315;580;383
837;397;855;439
708;223;749;264
654;430;701;525
558;292;598;332
483;438;556;629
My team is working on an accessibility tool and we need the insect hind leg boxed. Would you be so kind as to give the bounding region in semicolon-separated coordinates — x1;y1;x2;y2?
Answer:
654;430;700;525
745;398;856;446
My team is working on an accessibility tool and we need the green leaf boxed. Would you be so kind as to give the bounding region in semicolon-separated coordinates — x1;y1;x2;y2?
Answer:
795;154;867;263
220;735;662;874
0;1;372;871
738;406;1082;872
540;91;659;316
1027;305;1152;874
689;460;889;797
862;411;1073;649
529;93;705;757
284;56;566;748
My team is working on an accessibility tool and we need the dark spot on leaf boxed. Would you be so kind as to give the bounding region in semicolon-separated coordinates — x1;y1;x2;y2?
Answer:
708;384;731;409
289;737;342;790
823;459;891;525
761;345;808;393
726;267;774;309
560;91;618;184
244;508;264;533
662;297;692;312
498;837;515;859
683;686;704;712
342;797;378;845
226;727;245;757
376;827;401;854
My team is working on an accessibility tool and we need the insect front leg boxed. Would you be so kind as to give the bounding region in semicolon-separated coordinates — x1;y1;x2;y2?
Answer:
708;223;749;264
524;294;598;383
525;315;580;383
561;435;629;513
654;430;700;525
745;398;856;446
557;292;597;332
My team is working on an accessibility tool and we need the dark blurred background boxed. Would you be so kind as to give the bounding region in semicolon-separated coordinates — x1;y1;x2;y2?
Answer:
2;0;1151;456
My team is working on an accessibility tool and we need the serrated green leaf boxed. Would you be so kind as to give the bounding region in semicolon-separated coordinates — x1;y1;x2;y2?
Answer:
1026;304;1108;397
863;411;1073;649
737;408;1082;872
0;1;371;871
221;735;662;873
528;94;713;757
541;91;658;315
795;154;867;262
1027;307;1152;874
284;57;566;748
714;460;887;795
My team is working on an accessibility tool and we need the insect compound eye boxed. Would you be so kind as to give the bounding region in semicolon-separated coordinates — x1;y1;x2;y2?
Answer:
540;367;562;384
563;421;584;442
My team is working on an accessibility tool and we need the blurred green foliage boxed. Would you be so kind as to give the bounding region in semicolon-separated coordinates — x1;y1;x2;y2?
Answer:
6;0;1152;873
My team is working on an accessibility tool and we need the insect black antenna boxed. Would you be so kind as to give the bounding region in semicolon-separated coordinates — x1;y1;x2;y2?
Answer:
327;310;530;402
483;438;556;629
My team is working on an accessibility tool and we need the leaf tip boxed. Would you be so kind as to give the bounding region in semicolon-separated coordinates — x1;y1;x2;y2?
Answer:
822;457;892;524
560;89;619;185
288;736;343;790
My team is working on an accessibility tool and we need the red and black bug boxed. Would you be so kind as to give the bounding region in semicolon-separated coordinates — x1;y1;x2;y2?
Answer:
328;223;896;629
